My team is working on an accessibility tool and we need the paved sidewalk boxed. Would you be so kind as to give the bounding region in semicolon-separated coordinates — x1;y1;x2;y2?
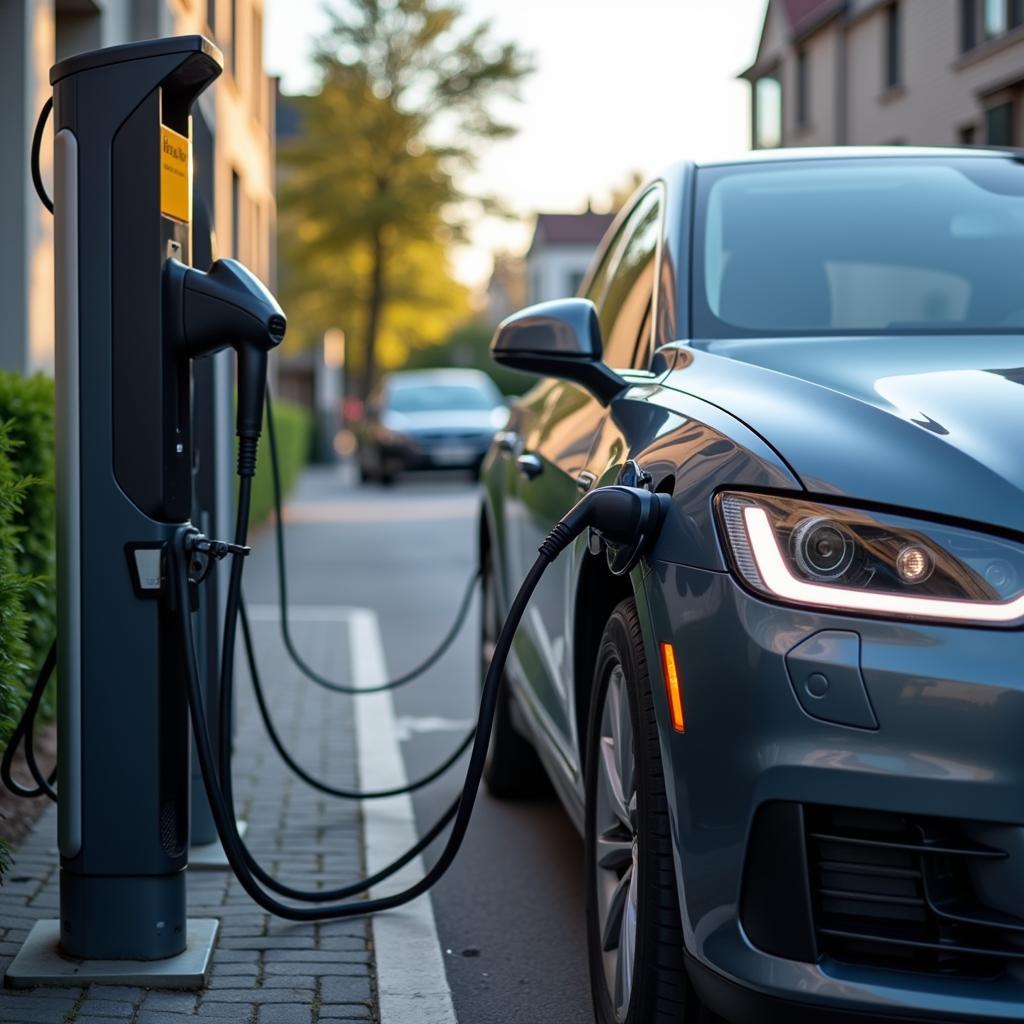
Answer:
0;611;376;1024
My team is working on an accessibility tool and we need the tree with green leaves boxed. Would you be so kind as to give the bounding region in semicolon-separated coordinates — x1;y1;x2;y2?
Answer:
280;0;533;399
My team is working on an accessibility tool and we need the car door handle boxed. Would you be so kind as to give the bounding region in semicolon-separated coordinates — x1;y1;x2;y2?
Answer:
516;453;544;479
576;470;596;493
495;430;519;453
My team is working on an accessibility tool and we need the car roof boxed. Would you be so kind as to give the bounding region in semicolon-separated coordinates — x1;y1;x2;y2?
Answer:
384;368;496;389
688;145;1022;170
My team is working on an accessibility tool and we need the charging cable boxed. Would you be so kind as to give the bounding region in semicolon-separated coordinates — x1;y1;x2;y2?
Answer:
178;482;668;918
239;602;474;799
261;390;482;696
0;642;57;801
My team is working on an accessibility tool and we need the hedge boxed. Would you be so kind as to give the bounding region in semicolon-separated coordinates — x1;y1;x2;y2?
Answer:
0;383;308;863
0;373;54;748
248;398;313;528
0;374;54;882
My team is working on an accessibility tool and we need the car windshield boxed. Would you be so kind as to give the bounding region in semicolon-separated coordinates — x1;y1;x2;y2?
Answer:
387;382;498;413
693;156;1024;338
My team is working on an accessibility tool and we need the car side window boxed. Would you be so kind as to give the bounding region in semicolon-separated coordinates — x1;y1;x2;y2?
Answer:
597;189;662;369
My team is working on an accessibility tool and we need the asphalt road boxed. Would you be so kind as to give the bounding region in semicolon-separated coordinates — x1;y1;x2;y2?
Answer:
244;465;593;1024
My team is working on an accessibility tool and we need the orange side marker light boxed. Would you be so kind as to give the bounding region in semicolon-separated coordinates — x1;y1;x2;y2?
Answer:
660;641;685;733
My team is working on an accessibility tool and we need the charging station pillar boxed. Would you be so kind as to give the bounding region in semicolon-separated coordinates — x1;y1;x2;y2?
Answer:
51;37;222;961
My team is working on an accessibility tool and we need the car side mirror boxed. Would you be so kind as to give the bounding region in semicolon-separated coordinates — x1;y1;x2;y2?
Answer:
490;298;626;406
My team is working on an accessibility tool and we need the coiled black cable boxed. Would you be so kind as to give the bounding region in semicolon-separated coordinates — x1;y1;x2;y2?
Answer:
239;598;474;799
1;643;57;801
176;519;553;917
31;98;53;214
265;392;481;696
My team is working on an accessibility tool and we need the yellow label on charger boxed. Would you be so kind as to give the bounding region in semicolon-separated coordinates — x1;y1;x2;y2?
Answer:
160;125;191;223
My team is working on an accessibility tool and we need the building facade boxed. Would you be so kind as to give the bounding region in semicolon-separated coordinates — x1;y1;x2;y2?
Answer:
525;208;615;306
0;0;274;373
744;0;1024;151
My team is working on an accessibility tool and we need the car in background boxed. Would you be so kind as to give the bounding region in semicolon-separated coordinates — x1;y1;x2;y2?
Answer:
358;368;508;484
480;148;1024;1024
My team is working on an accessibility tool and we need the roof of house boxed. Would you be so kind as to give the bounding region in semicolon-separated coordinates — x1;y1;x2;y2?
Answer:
740;0;846;78
781;0;843;37
527;210;616;255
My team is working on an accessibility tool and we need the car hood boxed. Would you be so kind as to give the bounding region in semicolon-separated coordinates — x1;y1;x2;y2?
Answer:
662;335;1024;532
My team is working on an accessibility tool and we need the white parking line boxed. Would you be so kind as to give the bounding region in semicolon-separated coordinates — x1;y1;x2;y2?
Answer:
245;604;457;1024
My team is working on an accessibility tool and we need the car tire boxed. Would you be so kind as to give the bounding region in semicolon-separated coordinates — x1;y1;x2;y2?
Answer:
585;599;720;1024
481;546;549;799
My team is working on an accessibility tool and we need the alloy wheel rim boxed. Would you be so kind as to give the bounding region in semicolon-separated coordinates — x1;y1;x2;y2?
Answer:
594;663;639;1022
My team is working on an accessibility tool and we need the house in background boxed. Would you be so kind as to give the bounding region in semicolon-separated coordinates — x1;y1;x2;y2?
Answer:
485;254;528;326
1;0;275;373
525;206;615;306
743;0;1024;150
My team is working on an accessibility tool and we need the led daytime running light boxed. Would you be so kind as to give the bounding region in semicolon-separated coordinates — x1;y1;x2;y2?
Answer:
742;506;1024;624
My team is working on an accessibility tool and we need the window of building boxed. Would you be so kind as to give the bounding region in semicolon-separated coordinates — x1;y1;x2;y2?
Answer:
567;270;585;296
796;49;809;128
962;0;978;50
985;0;1009;36
884;3;901;90
960;123;977;145
754;75;782;149
597;189;662;369
964;0;1024;49
986;100;1015;145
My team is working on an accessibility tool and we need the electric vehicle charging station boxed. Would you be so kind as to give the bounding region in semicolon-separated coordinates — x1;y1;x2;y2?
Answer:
7;35;226;986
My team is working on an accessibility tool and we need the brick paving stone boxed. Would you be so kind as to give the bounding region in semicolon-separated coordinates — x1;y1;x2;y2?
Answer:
319;976;372;1004
0;572;378;1024
140;989;199;1013
249;988;316;1004
317;1007;372;1022
257;976;316;990
193;1004;257;1023
0;1007;80;1024
77;996;136;1017
255;1005;312;1024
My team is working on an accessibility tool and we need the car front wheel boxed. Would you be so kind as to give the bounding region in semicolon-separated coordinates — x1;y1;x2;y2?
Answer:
585;599;720;1024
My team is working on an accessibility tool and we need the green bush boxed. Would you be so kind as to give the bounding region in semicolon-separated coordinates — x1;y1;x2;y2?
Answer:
0;418;39;751
0;374;53;882
248;398;313;528
0;374;56;680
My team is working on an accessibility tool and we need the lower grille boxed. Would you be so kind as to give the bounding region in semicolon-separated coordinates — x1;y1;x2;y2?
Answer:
806;806;1024;977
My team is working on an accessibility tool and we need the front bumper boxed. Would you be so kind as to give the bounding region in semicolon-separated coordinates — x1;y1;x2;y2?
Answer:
642;560;1024;1023
380;435;492;471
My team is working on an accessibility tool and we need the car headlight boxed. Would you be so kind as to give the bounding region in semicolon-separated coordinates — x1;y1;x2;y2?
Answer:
715;492;1024;625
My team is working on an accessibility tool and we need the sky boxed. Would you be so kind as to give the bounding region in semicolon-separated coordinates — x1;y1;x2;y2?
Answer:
265;0;769;291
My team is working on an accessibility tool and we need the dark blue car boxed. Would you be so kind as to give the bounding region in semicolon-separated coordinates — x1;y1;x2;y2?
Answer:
481;148;1024;1024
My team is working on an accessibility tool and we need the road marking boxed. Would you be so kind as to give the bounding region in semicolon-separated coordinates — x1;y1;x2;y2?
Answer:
394;716;475;742
282;500;476;524
245;604;457;1024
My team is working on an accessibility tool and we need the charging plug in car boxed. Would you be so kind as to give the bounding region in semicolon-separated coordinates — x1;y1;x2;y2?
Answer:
543;484;670;569
164;258;286;476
